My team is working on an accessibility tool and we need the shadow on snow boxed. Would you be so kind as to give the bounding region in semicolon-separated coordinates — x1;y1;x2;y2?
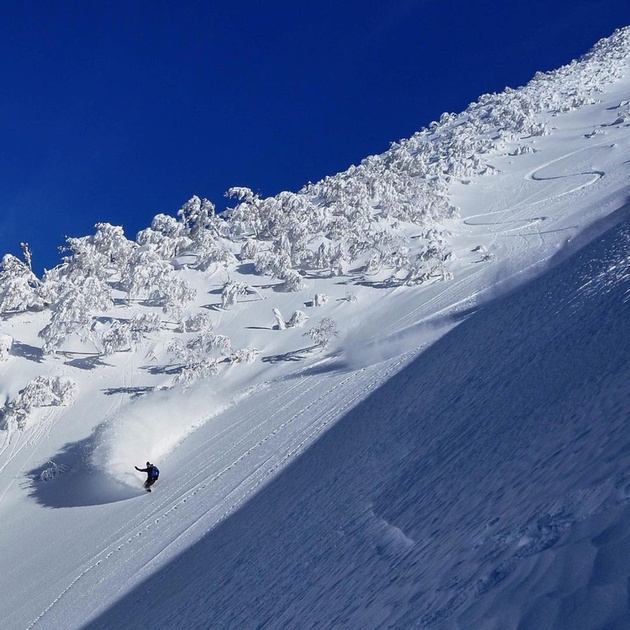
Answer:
26;431;139;508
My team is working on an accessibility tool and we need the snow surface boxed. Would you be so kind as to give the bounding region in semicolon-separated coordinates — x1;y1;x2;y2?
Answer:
1;28;630;629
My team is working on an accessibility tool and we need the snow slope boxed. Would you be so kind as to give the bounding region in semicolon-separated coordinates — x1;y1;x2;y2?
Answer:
88;215;630;630
0;28;629;630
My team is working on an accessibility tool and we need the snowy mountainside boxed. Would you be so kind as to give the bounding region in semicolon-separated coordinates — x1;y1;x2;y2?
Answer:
0;27;629;630
88;209;630;630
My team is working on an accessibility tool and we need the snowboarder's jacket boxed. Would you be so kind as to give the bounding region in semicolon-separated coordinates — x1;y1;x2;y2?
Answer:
136;463;159;480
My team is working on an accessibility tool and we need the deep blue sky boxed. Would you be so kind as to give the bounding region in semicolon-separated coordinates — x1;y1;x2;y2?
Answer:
1;1;629;273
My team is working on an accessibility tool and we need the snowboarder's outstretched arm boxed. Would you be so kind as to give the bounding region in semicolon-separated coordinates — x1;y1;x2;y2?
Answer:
135;466;149;472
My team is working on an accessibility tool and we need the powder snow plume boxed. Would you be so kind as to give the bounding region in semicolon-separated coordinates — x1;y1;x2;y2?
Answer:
91;383;231;488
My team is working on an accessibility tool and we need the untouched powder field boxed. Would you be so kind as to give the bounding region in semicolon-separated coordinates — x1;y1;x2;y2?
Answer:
0;28;629;630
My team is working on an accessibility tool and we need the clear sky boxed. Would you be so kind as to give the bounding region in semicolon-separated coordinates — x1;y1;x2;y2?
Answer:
1;0;629;272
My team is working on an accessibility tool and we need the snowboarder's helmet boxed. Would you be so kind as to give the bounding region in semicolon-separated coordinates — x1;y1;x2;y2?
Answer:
146;461;151;467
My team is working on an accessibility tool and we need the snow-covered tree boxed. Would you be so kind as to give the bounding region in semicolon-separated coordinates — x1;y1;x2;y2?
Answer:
39;277;113;354
99;320;134;356
0;376;78;431
313;293;329;307
122;247;196;319
40;461;69;482
136;214;192;260
168;331;234;386
281;269;305;292
286;310;308;328
20;242;33;272
221;281;263;309
240;239;259;260
174;358;220;386
97;312;162;356
403;235;453;285
272;308;286;330
230;348;259;364
92;223;135;272
190;232;237;272
55;223;134;284
0;254;41;313
0;334;13;361
130;312;162;335
177;196;216;239
305;317;340;348
178;311;213;333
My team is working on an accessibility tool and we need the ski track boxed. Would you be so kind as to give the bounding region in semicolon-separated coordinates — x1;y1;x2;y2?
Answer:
382;143;613;341
26;353;411;630
0;406;65;492
5;74;630;630
463;143;609;233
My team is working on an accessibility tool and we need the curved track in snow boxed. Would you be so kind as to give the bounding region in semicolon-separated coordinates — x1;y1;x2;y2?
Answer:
463;144;609;233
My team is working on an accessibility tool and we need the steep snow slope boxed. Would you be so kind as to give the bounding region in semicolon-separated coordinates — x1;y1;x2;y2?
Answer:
87;214;630;629
0;29;628;630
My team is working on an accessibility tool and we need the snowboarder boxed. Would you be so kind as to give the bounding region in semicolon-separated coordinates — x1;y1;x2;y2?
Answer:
135;461;160;492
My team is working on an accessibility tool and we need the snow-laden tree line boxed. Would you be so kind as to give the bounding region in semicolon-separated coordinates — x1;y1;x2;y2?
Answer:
0;26;628;371
0;376;78;432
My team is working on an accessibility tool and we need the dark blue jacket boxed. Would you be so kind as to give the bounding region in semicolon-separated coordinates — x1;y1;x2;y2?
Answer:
136;465;159;479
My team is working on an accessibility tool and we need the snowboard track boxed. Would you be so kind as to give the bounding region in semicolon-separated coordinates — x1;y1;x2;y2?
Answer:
26;354;411;630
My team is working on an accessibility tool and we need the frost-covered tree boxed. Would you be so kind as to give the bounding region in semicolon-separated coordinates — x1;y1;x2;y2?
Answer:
20;242;33;272
174;358;220;386
403;235;453;285
230;348;259;364
92;223;135;272
178;196;215;238
224;187;264;239
221;281;263;309
272;308;286;330
39;277;113;354
240;239;259;260
281;269;305;292
178;311;213;333
0;254;41;313
286;310;308;328
99;320;134;356
168;331;231;365
96;311;163;356
168;331;236;386
121;247;196;319
40;461;69;482
0;376;78;431
136;214;192;260
305;317;340;348
130;312;162;335
190;231;237;272
55;223;134;284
